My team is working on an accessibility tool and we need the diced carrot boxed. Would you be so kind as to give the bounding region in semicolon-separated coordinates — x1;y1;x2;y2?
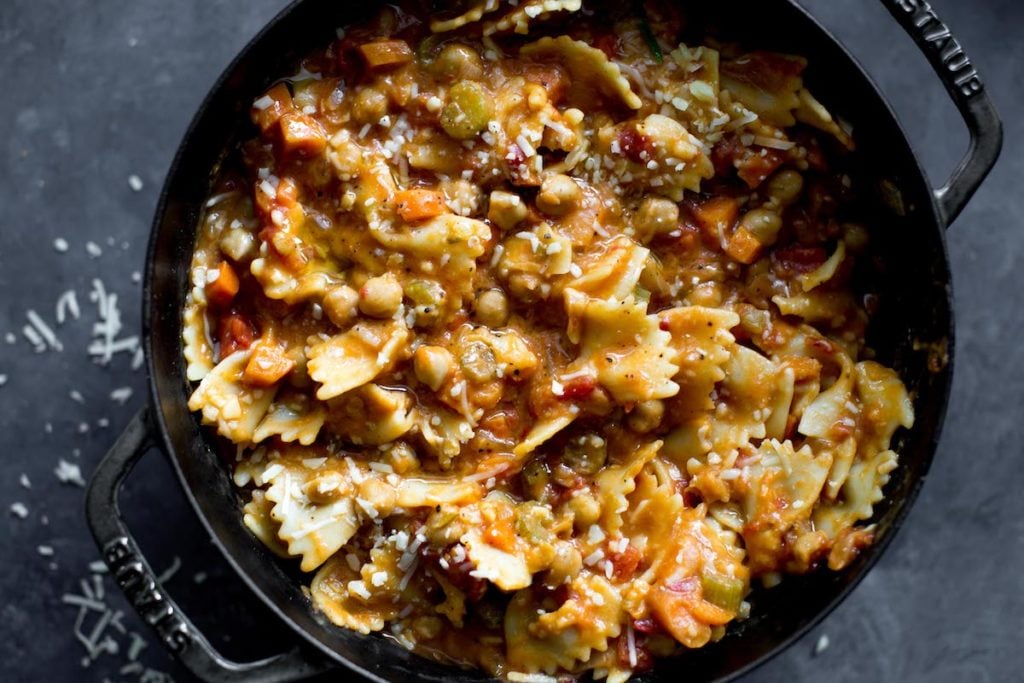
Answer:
217;312;256;358
243;340;295;387
275;177;299;207
480;500;516;552
358;40;414;69
252;82;294;133
393;188;447;222
205;262;240;308
277;112;327;156
690;196;738;244
724;226;763;264
737;147;785;188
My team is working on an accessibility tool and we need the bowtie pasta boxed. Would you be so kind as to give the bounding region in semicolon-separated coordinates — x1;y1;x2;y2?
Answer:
184;0;913;679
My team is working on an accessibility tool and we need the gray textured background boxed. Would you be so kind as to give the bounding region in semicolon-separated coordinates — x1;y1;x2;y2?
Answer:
1;0;1021;680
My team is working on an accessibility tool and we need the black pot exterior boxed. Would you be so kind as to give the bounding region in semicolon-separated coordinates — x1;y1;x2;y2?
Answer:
134;0;991;681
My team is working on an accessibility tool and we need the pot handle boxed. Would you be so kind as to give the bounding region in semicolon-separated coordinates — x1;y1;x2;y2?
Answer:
85;408;329;683
880;0;1003;226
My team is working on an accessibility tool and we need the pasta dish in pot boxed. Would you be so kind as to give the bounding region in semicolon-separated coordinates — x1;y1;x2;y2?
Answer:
181;0;913;678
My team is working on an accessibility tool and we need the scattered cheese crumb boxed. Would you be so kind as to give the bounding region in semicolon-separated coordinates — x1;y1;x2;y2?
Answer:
54;459;87;487
53;237;69;252
10;502;28;519
814;633;830;655
37;545;55;557
128;174;144;192
86;241;103;258
110;387;133;404
19;474;30;489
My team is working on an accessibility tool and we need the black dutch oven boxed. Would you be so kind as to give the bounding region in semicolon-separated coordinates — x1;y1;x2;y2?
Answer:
86;0;1002;681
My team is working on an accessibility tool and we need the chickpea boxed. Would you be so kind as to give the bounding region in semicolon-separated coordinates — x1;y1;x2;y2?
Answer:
474;288;509;327
567;490;601;529
739;208;783;245
507;272;541;303
487;190;528;230
635;196;680;242
429;43;484;82
219;228;256;262
351;87;389;125
628;399;665;433
544;541;582;587
304;472;351;503
357;477;397;513
322;284;359;327
358;273;403;318
765;169;804;206
686;281;723;307
536;174;581;216
414;345;454;391
385;441;419;474
460;341;497;383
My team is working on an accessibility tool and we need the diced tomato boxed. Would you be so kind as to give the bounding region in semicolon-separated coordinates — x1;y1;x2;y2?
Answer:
737;147;785;188
608;544;642;581
205;262;239;309
828;526;874;570
505;143;535;186
772;245;828;274
804;137;827;172
632;617;662;635
711;136;785;188
616;630;654;671
480;500;516;552
437;551;488;602
217;312;256;358
520;63;569;104
559;374;597;400
594;34;620;59
616;126;654;164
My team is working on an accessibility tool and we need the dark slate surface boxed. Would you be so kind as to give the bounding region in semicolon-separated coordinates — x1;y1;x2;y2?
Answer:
1;0;1020;680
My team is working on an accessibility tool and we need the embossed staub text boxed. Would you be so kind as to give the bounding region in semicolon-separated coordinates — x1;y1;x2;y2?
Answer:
893;0;983;97
104;536;192;653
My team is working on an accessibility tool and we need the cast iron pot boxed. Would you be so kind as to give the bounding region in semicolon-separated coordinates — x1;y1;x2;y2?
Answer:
86;0;1002;681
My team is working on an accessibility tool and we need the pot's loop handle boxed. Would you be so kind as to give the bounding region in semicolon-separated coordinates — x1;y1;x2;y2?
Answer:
85;408;329;683
880;0;1002;226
